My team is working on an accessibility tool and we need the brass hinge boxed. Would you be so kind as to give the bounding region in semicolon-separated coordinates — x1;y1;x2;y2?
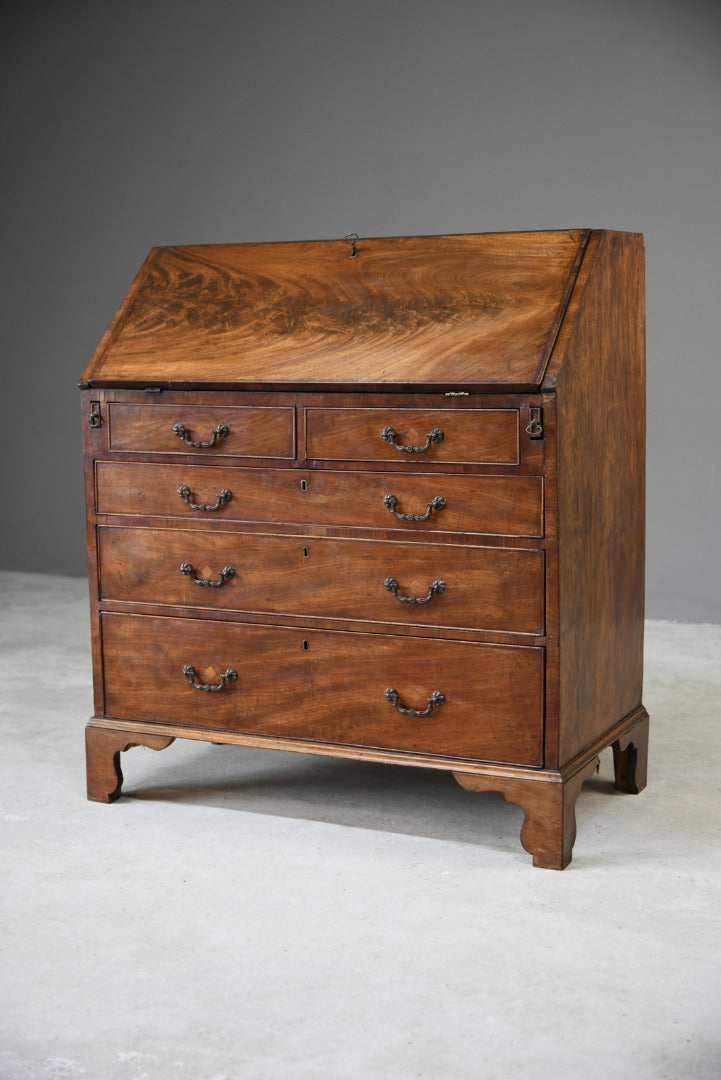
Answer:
88;402;101;428
526;407;543;439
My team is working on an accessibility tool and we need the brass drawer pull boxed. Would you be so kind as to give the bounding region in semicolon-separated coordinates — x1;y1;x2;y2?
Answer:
384;687;446;717
384;577;446;604
177;484;232;512
180;562;236;588
383;493;446;521
173;421;229;448
525;408;543;439
381;426;444;453
182;664;237;692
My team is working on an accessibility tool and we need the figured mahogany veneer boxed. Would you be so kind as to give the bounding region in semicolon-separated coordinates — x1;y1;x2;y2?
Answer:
108;402;295;458
97;526;545;634
81;229;648;868
94;461;544;537
305;407;520;464
100;613;545;765
83;232;586;391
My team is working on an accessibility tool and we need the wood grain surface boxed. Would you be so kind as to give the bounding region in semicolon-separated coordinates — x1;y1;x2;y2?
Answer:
305;406;519;464
108;402;295;458
100;612;545;765
94;461;545;537
97;525;545;634
80;231;589;390
546;231;646;765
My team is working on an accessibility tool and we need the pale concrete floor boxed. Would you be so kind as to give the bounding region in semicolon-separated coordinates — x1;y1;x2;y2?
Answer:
1;571;720;1080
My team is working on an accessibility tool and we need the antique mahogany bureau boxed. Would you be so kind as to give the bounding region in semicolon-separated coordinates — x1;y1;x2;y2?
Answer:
80;229;649;869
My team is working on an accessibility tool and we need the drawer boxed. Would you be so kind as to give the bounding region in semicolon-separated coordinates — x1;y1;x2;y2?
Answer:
107;403;295;458
95;462;544;537
98;526;545;634
101;613;545;765
306;407;519;464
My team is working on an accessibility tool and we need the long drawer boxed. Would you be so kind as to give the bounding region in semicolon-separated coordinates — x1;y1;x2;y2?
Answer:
97;525;545;634
95;462;544;537
101;613;545;765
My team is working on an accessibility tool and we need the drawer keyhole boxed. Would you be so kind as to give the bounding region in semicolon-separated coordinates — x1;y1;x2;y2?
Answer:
302;547;309;558
302;639;310;651
300;478;308;492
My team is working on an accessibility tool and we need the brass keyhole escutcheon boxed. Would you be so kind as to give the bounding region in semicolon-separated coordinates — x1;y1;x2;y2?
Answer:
302;547;309;558
302;639;310;651
300;478;308;492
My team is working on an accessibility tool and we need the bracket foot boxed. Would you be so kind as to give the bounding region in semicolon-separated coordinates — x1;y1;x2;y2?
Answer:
453;758;598;870
612;710;649;794
86;724;175;802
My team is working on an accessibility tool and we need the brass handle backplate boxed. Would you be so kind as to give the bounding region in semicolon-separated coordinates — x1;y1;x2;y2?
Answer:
180;562;236;588
384;687;446;717
173;421;229;448
383;493;446;522
381;426;444;453
182;664;237;692
177;485;232;512
384;577;446;604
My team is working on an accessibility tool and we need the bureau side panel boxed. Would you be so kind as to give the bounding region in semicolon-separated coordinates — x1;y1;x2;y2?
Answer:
552;232;646;765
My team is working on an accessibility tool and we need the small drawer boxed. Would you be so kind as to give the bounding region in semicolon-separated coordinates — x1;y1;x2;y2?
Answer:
98;526;545;635
101;613;545;766
306;407;519;465
95;462;544;537
107;403;295;459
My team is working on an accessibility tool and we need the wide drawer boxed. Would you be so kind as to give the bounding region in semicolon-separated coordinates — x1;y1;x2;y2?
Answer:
107;403;295;458
306;407;519;464
95;462;544;537
97;525;545;634
101;613;545;765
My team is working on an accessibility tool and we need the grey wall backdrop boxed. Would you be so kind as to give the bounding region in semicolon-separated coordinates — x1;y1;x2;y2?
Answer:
2;0;719;621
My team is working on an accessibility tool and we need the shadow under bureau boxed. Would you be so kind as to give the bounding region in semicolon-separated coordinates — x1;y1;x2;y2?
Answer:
80;229;648;868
